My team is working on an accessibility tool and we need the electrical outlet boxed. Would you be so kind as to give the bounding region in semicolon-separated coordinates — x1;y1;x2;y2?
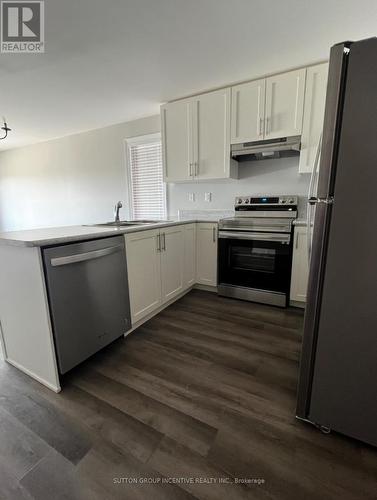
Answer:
188;193;195;202
204;192;212;202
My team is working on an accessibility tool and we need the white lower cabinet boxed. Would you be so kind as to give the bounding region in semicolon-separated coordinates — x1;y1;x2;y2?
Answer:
183;224;196;289
290;226;309;304
126;224;194;325
126;222;219;324
196;223;218;286
125;229;162;324
160;225;184;304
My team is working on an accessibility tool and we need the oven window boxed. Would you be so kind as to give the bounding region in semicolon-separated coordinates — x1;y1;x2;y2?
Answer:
218;236;292;294
230;246;276;273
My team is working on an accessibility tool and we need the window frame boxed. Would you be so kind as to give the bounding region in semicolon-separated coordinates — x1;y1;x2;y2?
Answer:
124;133;167;220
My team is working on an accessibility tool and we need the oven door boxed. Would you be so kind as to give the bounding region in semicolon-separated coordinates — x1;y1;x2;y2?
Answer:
218;230;292;300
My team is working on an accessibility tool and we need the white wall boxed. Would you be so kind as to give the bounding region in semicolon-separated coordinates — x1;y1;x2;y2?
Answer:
167;156;310;218
0;115;160;231
0;115;310;232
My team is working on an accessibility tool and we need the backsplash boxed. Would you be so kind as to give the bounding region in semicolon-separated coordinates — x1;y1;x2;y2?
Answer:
167;156;310;219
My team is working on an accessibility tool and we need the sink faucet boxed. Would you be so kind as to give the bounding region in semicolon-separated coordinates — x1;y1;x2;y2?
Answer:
114;201;123;222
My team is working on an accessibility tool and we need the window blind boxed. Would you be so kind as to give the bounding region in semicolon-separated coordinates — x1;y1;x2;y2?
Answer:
129;140;166;220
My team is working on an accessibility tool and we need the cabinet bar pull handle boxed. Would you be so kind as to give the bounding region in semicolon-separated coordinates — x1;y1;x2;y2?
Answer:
213;227;216;242
295;232;299;249
259;117;263;136
162;233;166;251
157;234;161;252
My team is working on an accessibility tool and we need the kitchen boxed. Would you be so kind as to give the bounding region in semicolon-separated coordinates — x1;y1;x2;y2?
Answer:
0;1;376;499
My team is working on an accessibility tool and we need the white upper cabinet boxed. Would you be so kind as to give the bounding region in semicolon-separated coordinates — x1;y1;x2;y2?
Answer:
194;88;235;180
161;88;237;182
231;79;266;144
162;64;326;180
265;68;306;140
299;63;329;173
230;68;306;143
161;98;193;182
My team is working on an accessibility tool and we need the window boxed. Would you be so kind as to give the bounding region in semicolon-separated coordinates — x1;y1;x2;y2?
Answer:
126;134;166;220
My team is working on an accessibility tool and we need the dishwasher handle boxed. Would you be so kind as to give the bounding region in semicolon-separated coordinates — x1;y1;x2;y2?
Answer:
50;244;124;267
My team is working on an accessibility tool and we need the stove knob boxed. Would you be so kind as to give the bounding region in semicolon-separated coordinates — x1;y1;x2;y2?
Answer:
281;199;286;204
289;199;294;204
244;198;250;204
237;198;243;204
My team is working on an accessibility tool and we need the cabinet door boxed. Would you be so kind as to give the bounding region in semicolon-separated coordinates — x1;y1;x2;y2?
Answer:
160;225;184;303
265;68;306;139
196;223;218;286
231;79;266;144
290;226;309;303
183;223;196;289
161;99;194;182
125;229;161;323
299;63;329;173
194;88;232;180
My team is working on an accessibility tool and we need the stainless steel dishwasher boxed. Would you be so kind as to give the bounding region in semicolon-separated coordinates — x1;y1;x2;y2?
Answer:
43;236;131;374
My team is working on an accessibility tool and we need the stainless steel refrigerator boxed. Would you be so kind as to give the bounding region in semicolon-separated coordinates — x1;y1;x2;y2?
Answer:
296;38;377;447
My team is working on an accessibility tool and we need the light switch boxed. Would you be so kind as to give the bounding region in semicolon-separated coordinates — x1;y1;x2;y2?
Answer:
188;192;195;202
204;192;212;202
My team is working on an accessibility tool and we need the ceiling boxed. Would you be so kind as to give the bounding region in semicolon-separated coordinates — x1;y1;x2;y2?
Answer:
1;0;377;151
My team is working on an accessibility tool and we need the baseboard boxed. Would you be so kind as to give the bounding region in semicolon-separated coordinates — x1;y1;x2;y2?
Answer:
5;358;61;393
193;284;218;293
289;300;306;309
0;319;8;360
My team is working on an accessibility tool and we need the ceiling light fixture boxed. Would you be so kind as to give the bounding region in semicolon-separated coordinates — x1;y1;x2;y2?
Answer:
1;117;11;140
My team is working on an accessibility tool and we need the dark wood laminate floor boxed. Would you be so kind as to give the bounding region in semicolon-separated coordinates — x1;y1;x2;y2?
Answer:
1;290;377;500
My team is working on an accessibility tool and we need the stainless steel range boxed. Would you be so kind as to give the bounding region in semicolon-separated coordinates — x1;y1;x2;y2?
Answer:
218;195;298;307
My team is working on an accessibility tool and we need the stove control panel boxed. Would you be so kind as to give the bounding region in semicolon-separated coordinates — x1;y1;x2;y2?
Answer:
235;195;298;206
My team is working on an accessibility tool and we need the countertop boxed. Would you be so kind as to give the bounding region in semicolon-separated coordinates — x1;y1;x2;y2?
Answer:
0;219;219;248
0;213;307;247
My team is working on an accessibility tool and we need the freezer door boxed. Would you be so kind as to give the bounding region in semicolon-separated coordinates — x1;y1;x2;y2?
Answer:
43;236;131;374
296;42;350;418
308;38;377;446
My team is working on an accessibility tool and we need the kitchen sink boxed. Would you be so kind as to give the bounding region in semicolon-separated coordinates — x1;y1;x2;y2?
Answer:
87;220;169;228
93;221;143;227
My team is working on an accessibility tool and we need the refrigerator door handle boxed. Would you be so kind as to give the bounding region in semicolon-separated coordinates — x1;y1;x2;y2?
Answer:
309;197;334;206
308;134;322;200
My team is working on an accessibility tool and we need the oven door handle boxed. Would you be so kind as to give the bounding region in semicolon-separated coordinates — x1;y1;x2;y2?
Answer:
218;231;291;244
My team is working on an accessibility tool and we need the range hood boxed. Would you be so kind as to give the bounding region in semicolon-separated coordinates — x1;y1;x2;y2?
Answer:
231;136;301;162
